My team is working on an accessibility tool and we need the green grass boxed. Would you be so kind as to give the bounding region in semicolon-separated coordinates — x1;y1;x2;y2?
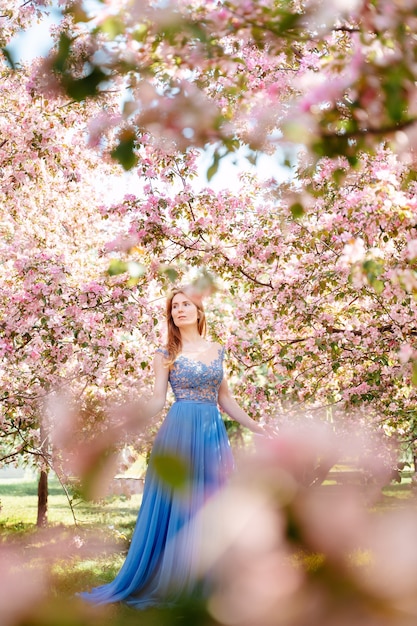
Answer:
0;477;142;595
0;477;176;625
0;477;142;529
325;468;417;510
379;472;417;507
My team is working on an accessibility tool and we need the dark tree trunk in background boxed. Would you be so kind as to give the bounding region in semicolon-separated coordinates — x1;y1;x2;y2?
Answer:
37;415;49;527
37;469;48;527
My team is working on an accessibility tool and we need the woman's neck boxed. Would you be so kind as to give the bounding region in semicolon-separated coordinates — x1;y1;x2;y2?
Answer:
179;327;205;348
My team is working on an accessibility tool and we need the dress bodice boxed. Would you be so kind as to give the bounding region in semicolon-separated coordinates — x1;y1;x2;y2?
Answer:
157;346;224;404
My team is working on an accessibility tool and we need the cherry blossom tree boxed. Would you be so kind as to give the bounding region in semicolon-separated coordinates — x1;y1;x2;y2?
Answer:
0;61;166;524
25;0;417;172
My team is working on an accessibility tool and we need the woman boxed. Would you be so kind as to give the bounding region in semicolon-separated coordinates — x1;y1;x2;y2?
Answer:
78;285;264;609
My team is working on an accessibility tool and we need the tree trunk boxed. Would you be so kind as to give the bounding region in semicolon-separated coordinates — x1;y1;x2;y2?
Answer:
37;469;48;527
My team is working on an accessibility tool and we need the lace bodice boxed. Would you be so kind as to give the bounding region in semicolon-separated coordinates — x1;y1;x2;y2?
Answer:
157;346;224;404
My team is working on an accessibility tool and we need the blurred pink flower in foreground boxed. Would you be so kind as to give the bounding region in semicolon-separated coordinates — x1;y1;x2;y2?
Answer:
45;388;152;500
191;419;417;626
0;526;120;626
0;546;47;626
3;414;417;626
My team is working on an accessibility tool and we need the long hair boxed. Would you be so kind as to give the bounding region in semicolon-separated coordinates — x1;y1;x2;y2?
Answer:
165;286;207;367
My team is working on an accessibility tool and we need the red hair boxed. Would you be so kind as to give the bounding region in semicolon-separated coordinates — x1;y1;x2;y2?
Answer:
165;286;207;367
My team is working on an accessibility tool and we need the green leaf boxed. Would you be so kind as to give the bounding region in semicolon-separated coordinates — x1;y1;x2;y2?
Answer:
332;168;347;185
191;270;216;295
273;10;302;35
152;453;189;489
66;4;91;23
132;24;148;42
207;151;221;181
111;130;138;170
290;202;304;219
1;47;15;69
247;152;258;166
412;361;417;386
53;32;73;74
64;67;107;101
187;23;210;43
79;447;115;501
363;259;382;275
107;259;128;276
346;155;358;167
159;266;179;283
100;16;125;39
383;69;408;123
372;279;384;294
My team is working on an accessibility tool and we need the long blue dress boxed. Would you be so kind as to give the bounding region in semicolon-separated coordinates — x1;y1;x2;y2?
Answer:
78;345;233;608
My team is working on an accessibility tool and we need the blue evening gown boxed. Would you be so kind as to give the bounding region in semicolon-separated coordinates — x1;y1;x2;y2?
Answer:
78;345;233;608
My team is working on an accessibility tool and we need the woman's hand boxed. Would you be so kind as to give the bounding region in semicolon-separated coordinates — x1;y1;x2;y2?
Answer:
218;378;268;435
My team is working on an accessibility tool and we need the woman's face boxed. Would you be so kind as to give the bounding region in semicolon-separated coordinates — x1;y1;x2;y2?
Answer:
171;292;199;329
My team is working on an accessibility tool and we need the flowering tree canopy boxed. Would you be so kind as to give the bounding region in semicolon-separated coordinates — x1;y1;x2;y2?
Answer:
0;63;162;493
2;0;417;466
21;0;417;174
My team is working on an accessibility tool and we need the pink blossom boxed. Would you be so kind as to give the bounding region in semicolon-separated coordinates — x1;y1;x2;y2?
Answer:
398;343;414;364
340;237;366;265
406;238;417;259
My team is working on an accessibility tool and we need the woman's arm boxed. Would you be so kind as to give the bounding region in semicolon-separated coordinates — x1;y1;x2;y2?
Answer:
218;377;265;435
122;352;169;431
138;352;169;420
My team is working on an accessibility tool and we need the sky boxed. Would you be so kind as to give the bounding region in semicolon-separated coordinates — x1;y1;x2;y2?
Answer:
8;6;61;64
7;3;292;195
